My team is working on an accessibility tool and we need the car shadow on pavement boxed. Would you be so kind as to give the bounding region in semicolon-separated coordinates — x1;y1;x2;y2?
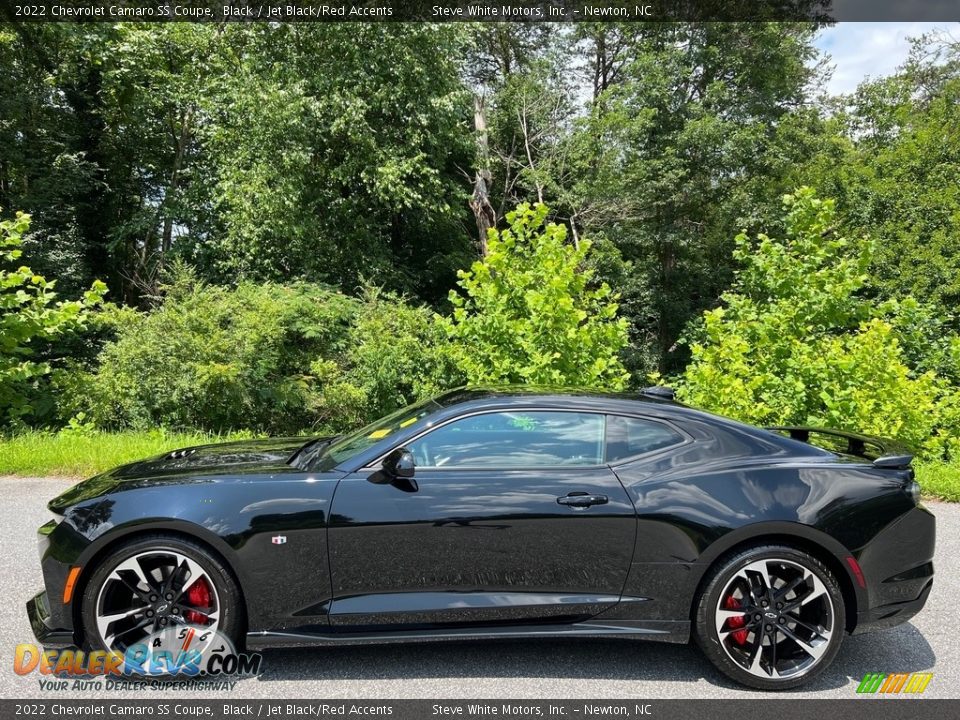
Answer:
247;622;935;693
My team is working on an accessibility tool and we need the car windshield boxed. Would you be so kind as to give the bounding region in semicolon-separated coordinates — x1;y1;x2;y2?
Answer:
306;397;444;471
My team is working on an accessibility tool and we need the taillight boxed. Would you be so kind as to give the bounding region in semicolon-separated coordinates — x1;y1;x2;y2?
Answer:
903;479;921;505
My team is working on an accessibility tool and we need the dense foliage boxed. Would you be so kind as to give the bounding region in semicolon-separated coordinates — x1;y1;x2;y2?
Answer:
794;39;960;314
0;24;474;304
197;25;474;302
309;287;462;431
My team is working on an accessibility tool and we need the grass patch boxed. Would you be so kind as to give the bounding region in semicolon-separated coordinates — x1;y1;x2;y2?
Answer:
0;430;257;478
915;461;960;503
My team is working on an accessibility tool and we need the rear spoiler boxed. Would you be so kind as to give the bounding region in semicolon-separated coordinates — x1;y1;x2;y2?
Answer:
768;426;914;469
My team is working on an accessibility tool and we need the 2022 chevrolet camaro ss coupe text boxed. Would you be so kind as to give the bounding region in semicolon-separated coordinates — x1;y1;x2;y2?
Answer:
27;387;935;689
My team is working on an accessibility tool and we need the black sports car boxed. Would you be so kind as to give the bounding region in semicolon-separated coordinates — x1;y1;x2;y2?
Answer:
28;387;934;689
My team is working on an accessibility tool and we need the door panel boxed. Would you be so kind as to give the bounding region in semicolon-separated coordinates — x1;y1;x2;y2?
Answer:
326;465;636;629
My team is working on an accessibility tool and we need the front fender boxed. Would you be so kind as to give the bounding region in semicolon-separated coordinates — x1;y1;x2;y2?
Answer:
42;473;341;638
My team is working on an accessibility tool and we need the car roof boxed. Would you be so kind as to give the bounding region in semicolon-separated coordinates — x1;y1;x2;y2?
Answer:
434;385;675;408
430;384;705;426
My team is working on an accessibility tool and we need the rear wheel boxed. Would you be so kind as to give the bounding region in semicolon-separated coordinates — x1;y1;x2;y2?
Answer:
694;545;845;690
80;534;241;653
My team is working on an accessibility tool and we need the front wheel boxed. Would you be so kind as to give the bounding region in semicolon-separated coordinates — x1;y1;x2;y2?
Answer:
80;534;242;655
694;545;845;690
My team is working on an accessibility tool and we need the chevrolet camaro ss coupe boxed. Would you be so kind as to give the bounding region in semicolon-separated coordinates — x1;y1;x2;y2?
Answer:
28;387;934;689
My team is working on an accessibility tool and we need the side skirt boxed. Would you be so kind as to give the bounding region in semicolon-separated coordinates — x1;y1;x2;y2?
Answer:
246;620;690;650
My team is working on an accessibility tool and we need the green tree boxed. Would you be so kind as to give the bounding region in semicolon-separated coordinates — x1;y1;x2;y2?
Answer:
442;203;629;389
0;24;219;301
0;24;476;305
796;36;960;318
1;210;105;423
572;22;824;374
195;24;474;303
679;189;946;451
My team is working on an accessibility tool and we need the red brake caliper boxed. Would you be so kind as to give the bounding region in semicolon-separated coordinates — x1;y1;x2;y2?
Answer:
184;578;212;625
724;595;749;645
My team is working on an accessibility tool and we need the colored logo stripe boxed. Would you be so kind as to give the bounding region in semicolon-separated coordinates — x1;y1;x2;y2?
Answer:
879;673;908;693
857;672;885;693
904;673;934;694
857;672;932;694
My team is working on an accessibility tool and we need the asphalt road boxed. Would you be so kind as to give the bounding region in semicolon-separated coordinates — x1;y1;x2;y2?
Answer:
1;477;956;700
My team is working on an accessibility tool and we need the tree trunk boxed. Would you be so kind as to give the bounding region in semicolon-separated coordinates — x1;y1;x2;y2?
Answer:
161;108;193;254
469;93;496;256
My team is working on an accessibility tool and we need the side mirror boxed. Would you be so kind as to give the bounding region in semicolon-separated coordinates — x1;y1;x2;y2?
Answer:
383;448;416;478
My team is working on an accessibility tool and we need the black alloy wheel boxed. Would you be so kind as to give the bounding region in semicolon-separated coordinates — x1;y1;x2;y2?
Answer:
80;534;241;653
695;545;845;690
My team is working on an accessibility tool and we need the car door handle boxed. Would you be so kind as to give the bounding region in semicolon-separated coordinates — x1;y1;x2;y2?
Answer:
557;492;608;507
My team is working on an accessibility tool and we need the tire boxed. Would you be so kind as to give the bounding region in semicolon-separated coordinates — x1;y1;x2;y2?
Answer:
694;544;845;690
80;534;242;654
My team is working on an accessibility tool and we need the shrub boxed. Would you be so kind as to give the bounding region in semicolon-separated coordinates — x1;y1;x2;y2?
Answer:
887;296;960;385
0;210;105;425
441;203;630;389
311;287;463;429
680;188;955;455
65;271;458;434
68;270;357;433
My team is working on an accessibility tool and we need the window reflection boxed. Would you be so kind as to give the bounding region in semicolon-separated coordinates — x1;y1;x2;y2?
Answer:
606;416;684;463
409;411;605;468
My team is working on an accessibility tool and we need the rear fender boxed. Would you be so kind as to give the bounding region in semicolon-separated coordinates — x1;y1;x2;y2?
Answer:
691;521;868;630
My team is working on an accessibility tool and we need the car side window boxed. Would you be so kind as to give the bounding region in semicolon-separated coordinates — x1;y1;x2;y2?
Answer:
605;415;684;463
407;411;605;468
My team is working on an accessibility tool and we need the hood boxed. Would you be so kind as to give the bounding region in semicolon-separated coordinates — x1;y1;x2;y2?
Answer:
113;436;313;478
48;436;325;514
